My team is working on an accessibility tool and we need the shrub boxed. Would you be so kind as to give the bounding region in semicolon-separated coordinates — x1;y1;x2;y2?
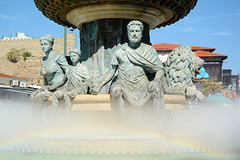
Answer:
7;48;32;62
200;78;224;96
22;51;32;62
7;48;21;62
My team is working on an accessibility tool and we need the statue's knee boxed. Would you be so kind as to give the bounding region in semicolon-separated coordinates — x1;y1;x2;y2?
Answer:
53;90;64;99
110;86;122;98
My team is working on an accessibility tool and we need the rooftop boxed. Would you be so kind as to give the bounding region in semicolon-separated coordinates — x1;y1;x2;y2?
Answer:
194;50;228;58
152;43;216;52
0;73;24;80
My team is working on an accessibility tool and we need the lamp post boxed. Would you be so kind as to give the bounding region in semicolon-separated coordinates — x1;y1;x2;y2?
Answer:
64;26;67;57
23;65;32;83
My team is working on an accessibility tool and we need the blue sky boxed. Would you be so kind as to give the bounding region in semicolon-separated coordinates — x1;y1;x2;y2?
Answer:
0;0;240;74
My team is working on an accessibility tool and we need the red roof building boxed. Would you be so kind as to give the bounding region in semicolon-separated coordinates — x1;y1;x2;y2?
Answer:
0;73;23;79
152;43;216;52
194;50;227;58
0;73;26;85
152;43;228;82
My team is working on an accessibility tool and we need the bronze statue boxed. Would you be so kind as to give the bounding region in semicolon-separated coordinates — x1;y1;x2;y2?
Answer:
52;48;90;110
30;34;69;110
90;20;165;119
162;45;206;102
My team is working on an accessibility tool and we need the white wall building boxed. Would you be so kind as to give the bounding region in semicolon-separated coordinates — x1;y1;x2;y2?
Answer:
2;32;31;40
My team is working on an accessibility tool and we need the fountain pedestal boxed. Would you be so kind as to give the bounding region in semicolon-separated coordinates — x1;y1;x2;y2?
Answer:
47;94;187;111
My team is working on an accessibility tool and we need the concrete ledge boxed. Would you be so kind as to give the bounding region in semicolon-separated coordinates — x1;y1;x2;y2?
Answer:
48;94;187;110
72;103;111;111
165;104;186;110
48;94;110;103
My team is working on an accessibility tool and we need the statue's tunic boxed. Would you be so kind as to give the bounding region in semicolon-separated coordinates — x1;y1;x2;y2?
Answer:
111;43;164;106
53;63;90;100
64;63;90;98
30;52;68;102
40;51;68;86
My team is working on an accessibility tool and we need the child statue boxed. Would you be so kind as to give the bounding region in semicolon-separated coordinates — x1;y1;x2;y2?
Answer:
52;48;91;110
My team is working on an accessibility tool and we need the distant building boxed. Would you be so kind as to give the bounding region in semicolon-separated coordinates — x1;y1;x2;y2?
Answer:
0;32;77;57
223;69;239;92
152;43;228;82
0;73;27;86
2;32;31;40
0;32;77;86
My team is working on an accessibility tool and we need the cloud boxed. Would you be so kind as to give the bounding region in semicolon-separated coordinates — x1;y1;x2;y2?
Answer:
0;14;9;19
177;26;234;36
0;14;14;20
182;26;193;32
187;11;240;22
236;10;240;17
212;32;234;36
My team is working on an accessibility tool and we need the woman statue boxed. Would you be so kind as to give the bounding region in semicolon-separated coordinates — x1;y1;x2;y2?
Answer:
52;48;90;110
30;34;69;109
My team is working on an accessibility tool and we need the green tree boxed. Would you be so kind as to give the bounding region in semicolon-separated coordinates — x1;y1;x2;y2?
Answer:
200;78;224;96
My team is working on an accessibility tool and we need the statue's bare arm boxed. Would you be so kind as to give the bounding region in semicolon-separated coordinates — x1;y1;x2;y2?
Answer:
42;74;67;91
48;75;67;91
90;65;118;94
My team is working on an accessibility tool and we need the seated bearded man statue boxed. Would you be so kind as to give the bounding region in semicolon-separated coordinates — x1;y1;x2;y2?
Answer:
90;20;165;119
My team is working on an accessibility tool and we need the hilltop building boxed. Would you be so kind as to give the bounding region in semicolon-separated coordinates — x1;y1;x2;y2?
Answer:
2;32;31;40
0;32;77;57
0;32;77;86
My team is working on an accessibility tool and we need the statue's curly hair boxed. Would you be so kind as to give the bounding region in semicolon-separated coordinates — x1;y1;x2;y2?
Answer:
127;20;144;32
165;45;203;88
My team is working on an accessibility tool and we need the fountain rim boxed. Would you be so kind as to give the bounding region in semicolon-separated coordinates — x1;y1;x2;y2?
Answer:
34;0;198;29
66;3;170;30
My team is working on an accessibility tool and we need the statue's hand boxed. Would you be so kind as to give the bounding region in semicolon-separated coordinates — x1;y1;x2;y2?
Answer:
186;85;197;98
40;86;55;91
40;86;49;91
90;84;101;95
47;86;56;91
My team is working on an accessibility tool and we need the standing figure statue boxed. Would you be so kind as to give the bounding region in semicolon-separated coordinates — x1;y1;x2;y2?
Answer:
52;48;91;110
30;34;69;111
90;20;165;120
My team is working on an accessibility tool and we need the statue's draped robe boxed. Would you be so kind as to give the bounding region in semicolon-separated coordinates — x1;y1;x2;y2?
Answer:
65;63;90;98
111;43;164;106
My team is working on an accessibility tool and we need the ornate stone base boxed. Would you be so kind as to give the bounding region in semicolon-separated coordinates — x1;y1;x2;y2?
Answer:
47;94;187;111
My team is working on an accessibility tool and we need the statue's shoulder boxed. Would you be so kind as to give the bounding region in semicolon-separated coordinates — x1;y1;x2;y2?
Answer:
78;63;88;70
51;52;67;62
141;43;156;51
113;43;127;55
52;51;64;58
